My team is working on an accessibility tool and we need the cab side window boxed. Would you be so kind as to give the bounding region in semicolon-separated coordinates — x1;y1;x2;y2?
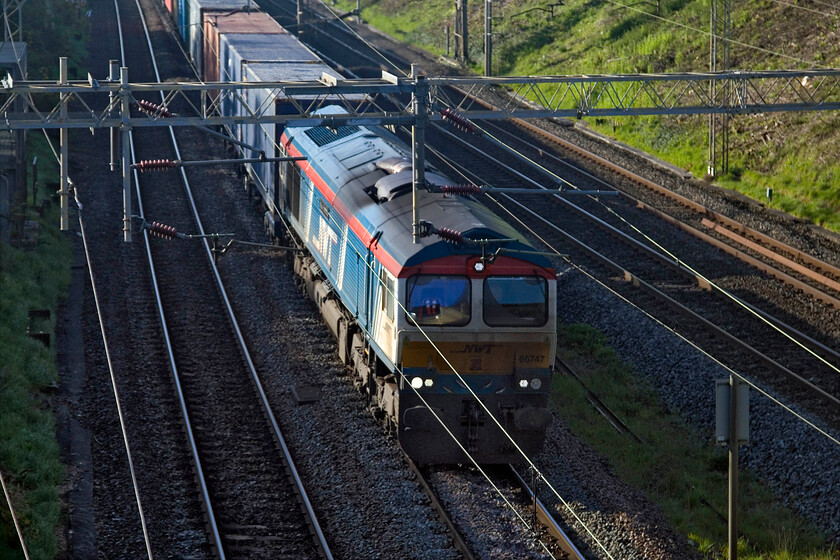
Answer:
380;270;395;321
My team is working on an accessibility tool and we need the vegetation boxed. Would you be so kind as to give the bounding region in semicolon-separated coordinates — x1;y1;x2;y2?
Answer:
0;1;86;558
553;324;832;560
23;0;91;80
0;195;71;560
333;0;840;231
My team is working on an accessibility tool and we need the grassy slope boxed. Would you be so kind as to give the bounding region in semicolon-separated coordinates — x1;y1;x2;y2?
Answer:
1;1;87;558
336;0;840;231
557;324;830;559
0;203;71;560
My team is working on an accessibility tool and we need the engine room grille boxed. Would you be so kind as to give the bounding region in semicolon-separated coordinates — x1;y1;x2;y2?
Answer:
305;125;360;147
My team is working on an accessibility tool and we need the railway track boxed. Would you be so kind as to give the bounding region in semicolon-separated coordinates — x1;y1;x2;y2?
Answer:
67;0;840;555
73;0;594;557
421;115;840;416
270;3;840;409
467;108;840;310
410;458;587;560
94;0;332;556
234;0;840;550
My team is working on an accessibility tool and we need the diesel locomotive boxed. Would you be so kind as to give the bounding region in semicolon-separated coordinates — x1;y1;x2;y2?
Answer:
164;0;558;463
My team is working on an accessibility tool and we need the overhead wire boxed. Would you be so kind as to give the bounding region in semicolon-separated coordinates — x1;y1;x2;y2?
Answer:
191;0;840;550
471;117;840;380
764;0;839;17
73;180;156;560
426;109;840;449
487;190;840;450
310;0;409;76
124;0;232;554
145;0;653;554
603;0;829;68
9;2;156;556
172;7;606;551
0;467;31;560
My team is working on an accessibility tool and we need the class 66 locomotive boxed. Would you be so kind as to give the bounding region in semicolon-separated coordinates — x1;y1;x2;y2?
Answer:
277;108;557;465
185;2;557;464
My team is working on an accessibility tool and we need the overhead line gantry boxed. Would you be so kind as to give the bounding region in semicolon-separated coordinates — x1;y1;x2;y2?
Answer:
3;65;840;239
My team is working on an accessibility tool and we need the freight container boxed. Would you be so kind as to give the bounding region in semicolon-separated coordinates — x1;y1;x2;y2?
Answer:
185;0;260;74
177;0;187;41
203;11;283;82
218;32;320;122
240;61;358;199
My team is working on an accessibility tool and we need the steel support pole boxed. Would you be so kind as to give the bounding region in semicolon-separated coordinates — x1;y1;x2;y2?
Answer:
455;0;468;64
356;0;360;24
109;60;119;171
708;0;731;177
59;57;69;230
411;65;427;243
728;374;739;560
120;67;132;242
297;0;303;37
484;0;492;76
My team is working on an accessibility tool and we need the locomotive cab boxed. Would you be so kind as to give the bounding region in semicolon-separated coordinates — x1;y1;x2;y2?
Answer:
393;255;557;464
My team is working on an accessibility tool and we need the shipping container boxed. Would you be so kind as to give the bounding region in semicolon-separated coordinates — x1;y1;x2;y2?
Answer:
177;0;187;41
218;32;319;121
240;61;357;198
202;11;283;82
186;0;260;74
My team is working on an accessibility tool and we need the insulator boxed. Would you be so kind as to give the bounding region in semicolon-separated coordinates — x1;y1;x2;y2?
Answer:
134;159;176;172
439;184;482;196
435;227;464;244
147;221;179;240
440;107;476;134
137;99;174;118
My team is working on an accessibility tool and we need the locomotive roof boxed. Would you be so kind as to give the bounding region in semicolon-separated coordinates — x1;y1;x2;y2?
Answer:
283;107;552;275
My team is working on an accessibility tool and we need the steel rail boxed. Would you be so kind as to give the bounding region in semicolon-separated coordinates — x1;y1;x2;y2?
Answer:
125;0;333;557
113;0;224;555
424;105;840;407
509;465;586;560
468;118;840;364
403;458;477;560
458;89;840;309
500;193;840;409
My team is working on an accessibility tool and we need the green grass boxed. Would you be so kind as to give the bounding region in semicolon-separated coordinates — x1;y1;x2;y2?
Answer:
334;0;840;232
0;1;88;557
553;324;833;560
0;196;72;560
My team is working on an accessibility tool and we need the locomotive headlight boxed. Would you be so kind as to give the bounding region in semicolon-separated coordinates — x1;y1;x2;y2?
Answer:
424;378;434;387
518;379;529;389
411;377;424;389
530;378;542;390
